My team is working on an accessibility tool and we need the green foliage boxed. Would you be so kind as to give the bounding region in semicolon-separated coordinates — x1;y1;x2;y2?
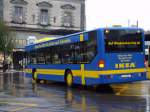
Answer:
0;20;16;55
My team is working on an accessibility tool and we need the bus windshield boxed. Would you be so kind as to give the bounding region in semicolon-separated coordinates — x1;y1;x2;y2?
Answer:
104;29;143;53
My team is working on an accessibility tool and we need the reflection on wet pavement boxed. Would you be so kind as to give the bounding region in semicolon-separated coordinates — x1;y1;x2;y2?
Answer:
0;72;150;112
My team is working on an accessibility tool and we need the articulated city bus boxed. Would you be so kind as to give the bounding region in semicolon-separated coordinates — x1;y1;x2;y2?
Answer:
25;27;146;86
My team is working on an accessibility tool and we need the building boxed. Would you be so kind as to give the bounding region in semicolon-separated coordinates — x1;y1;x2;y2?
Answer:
0;0;3;20
1;0;85;69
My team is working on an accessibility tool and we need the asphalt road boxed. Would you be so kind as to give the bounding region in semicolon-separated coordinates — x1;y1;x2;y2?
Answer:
0;71;150;112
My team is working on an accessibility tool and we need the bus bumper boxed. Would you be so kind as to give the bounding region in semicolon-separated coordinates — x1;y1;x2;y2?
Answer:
85;72;147;85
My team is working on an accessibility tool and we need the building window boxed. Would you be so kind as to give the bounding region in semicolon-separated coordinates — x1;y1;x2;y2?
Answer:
40;9;49;25
10;0;28;24
63;11;73;27
37;2;52;26
61;4;75;27
13;6;23;23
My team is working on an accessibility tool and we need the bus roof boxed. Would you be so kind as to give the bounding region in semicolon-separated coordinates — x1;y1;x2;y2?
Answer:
35;37;57;43
26;27;143;46
25;27;143;51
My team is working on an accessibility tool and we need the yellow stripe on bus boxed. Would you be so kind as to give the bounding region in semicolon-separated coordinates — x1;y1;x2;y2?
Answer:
37;69;65;75
25;68;146;79
24;69;32;73
98;68;146;75
84;68;146;78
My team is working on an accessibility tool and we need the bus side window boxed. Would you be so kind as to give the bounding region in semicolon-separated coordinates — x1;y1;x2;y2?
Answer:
45;48;52;64
37;50;45;64
87;51;94;61
29;52;37;64
60;44;74;64
45;55;51;64
86;30;97;62
53;54;61;64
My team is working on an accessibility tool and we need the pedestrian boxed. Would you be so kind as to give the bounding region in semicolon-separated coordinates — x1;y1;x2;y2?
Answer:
3;60;8;72
7;56;12;70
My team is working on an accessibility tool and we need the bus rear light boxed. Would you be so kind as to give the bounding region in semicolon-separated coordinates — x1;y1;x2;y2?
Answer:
98;60;105;68
144;60;148;67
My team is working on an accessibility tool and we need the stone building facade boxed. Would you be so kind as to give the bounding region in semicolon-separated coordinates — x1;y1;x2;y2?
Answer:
3;0;85;49
0;0;85;69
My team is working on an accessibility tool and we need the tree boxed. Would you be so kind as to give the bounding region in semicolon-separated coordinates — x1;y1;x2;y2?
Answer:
0;20;16;60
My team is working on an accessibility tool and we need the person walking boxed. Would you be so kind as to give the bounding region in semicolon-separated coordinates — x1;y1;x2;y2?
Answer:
3;60;8;72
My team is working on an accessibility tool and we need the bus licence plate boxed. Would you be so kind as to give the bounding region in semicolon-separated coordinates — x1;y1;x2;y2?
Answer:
121;74;131;78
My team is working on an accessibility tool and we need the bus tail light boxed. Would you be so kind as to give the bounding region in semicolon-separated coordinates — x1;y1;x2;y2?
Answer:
144;60;148;67
98;60;105;68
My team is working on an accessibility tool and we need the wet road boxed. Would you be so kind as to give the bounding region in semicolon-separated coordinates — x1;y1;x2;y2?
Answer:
0;72;150;112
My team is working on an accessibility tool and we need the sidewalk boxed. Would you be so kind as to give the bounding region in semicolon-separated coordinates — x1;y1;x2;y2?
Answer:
0;69;23;74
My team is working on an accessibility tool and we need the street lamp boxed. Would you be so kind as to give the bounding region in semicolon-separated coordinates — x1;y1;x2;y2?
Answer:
128;19;130;27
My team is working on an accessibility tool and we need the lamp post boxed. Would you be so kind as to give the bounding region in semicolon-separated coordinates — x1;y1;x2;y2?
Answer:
4;37;9;60
136;20;139;28
4;44;6;60
128;19;130;27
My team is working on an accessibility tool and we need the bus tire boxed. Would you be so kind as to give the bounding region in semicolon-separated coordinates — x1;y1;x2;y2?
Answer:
65;70;73;87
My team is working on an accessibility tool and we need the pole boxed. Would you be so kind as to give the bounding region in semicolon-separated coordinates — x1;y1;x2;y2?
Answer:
4;45;6;60
128;19;130;27
136;20;139;27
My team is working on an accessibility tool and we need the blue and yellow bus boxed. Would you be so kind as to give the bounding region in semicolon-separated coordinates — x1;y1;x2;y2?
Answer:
25;27;146;86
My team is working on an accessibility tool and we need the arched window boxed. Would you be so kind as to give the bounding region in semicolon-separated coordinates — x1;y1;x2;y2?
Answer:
10;0;28;5
37;2;52;26
61;4;75;27
61;4;75;10
63;12;73;27
10;0;28;24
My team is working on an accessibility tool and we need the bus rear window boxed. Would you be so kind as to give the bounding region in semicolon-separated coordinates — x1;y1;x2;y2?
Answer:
104;29;143;53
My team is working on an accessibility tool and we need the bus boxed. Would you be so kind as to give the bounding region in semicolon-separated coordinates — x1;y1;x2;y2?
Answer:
25;27;147;86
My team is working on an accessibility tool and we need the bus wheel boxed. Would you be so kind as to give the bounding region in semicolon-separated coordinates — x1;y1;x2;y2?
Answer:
65;71;73;87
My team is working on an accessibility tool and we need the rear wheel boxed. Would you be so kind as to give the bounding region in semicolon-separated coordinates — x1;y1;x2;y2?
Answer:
65;71;73;87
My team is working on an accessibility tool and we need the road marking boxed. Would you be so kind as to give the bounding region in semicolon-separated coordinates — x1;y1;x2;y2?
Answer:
0;102;38;112
116;94;150;97
11;107;28;112
115;86;128;95
0;102;38;107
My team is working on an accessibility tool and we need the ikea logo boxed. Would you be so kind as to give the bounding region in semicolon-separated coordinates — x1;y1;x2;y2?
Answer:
115;63;136;69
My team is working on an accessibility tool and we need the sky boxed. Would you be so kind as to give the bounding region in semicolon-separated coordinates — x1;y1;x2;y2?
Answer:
86;0;150;31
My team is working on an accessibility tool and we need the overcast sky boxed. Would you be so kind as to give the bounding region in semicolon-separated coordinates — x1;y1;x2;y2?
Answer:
86;0;150;31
